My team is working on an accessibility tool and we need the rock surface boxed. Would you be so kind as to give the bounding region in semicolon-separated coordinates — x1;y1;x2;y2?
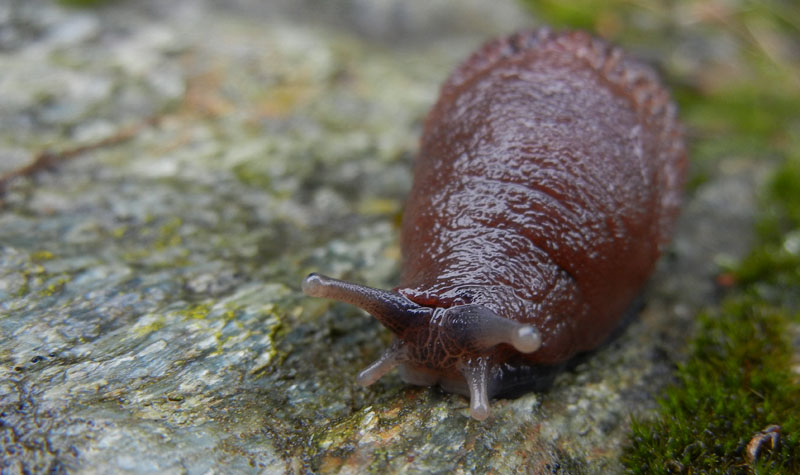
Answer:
0;0;758;473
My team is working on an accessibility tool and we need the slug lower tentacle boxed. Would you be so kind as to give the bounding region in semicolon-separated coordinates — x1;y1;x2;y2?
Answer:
356;340;406;387
303;29;687;420
460;357;493;421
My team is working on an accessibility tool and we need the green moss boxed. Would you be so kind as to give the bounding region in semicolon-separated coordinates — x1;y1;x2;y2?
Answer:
135;318;166;336
39;276;69;297
15;276;30;298
179;302;213;320
16;264;45;298
232;161;273;189
623;297;800;473
56;0;111;7
759;155;800;244
521;0;800;164
733;151;800;310
31;250;55;262
677;87;799;143
623;152;800;471
222;309;237;321
520;0;614;31
155;217;183;249
111;225;128;239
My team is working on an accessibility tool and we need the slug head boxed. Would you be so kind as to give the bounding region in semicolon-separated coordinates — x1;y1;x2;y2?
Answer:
302;273;541;420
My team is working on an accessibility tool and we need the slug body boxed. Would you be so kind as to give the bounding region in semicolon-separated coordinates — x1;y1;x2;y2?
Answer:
303;30;686;420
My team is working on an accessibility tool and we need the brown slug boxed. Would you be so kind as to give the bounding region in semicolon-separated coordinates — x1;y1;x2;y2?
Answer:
303;29;687;420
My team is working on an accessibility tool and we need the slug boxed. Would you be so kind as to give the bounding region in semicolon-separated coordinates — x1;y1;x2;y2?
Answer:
303;29;687;420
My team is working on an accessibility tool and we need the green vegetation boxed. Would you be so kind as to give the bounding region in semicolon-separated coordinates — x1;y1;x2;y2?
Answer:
624;302;799;472
56;0;111;7
623;154;800;473
522;0;800;167
520;0;800;472
179;302;213;320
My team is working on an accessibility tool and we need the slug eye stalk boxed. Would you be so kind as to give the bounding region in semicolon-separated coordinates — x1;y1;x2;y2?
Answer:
439;304;542;354
302;273;428;335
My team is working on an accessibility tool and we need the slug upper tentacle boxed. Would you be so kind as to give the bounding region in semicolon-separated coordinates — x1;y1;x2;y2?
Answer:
301;273;428;335
303;29;686;420
439;304;542;354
